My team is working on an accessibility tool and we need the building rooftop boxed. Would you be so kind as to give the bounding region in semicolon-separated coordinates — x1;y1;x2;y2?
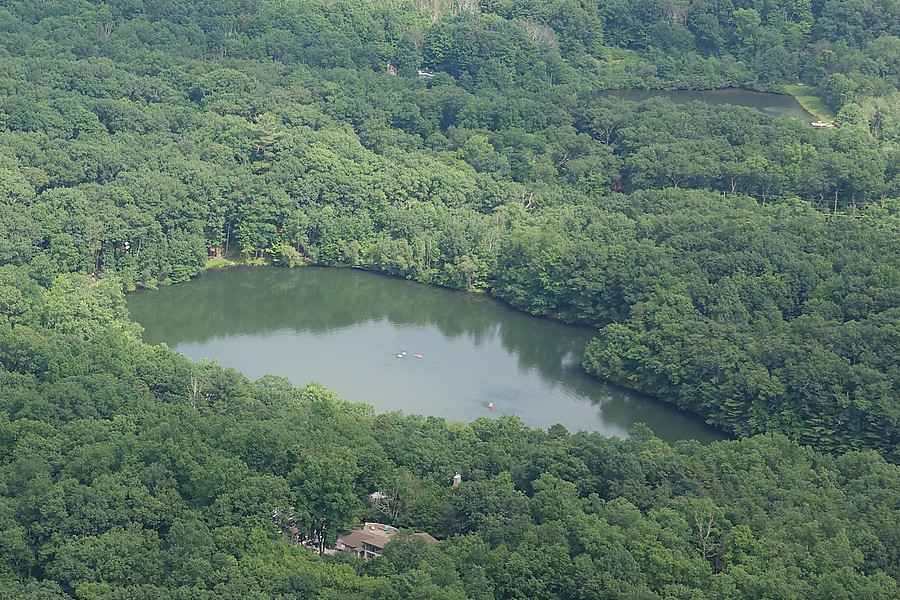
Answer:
336;523;438;558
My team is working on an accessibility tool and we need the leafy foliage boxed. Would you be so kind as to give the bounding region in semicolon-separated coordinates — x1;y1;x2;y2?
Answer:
1;280;899;597
2;0;900;596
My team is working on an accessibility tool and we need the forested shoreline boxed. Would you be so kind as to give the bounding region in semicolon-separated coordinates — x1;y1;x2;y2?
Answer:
2;0;900;597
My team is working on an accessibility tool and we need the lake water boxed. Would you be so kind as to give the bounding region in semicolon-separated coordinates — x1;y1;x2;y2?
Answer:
600;88;816;121
127;266;725;443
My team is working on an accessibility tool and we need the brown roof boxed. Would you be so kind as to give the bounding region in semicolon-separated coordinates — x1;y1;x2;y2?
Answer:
339;529;387;552
413;532;439;545
337;523;398;552
336;523;438;553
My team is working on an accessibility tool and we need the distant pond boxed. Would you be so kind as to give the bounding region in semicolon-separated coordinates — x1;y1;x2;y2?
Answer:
600;88;816;121
127;267;725;443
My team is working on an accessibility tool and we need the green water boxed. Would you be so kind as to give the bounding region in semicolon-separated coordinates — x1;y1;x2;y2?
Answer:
600;88;816;121
127;266;725;443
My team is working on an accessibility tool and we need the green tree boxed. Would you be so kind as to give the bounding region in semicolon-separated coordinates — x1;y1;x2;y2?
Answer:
289;449;363;554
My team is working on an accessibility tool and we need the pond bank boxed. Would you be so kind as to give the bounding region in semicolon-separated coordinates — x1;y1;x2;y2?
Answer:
128;266;726;443
780;84;834;122
599;87;816;121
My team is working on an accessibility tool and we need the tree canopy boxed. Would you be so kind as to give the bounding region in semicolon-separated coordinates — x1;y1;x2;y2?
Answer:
2;0;900;596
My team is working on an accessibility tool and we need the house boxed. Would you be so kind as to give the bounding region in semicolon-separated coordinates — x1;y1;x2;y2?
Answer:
335;522;438;559
417;70;435;78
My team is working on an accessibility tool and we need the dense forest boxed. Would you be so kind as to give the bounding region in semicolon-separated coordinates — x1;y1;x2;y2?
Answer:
1;0;900;597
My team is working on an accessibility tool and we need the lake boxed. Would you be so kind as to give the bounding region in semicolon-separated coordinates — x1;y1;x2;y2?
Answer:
600;88;816;121
127;266;725;443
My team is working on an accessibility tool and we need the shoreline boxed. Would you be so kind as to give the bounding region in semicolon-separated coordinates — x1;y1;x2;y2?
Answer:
599;86;819;122
781;84;834;121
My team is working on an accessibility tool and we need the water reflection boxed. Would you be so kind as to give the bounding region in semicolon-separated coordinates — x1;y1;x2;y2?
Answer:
128;266;725;443
599;88;816;121
133;267;591;373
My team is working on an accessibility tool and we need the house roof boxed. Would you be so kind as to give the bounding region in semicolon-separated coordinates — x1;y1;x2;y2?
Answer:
413;532;439;545
336;523;438;553
337;522;398;552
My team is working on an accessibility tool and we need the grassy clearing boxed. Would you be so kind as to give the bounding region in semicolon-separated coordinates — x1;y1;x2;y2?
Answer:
204;257;237;270
782;84;834;121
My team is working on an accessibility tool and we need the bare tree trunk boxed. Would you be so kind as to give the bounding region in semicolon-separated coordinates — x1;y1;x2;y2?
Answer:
692;506;715;561
224;223;231;258
187;371;207;408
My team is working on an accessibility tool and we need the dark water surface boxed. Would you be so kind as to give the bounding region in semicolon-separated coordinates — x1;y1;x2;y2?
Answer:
128;267;725;443
600;88;816;121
